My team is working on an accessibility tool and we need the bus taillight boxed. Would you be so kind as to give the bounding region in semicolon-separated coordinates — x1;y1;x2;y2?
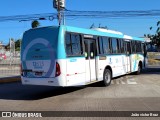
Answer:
55;62;61;77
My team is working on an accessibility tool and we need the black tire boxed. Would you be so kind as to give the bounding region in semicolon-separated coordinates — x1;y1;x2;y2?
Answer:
135;65;141;75
103;69;112;86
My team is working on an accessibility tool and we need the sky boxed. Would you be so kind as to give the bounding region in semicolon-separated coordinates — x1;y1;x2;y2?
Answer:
0;0;160;44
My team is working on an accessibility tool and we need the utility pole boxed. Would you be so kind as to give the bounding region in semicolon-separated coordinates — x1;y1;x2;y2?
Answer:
53;0;66;26
57;0;61;25
9;38;15;66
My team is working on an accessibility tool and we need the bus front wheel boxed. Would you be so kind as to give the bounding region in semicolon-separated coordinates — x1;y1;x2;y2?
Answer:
103;69;112;86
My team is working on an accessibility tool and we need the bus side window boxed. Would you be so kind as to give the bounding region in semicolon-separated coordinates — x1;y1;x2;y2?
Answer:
71;34;82;55
98;37;111;54
65;32;83;57
98;37;104;54
131;40;136;53
102;37;110;54
66;33;72;55
111;38;118;54
117;39;121;53
120;39;124;53
136;41;142;53
125;41;131;55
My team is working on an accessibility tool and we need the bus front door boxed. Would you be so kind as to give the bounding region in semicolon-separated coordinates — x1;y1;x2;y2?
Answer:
125;41;132;73
84;39;97;83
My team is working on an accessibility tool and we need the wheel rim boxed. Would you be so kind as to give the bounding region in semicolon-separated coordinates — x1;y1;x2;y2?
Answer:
105;71;111;83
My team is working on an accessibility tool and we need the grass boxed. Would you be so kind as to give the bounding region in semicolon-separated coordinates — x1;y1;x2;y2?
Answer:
147;52;160;65
148;59;160;65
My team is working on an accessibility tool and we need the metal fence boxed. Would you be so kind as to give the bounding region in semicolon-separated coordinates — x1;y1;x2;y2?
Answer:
0;51;20;78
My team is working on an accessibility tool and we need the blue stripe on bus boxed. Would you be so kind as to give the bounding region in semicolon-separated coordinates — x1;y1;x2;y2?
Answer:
132;37;144;41
133;59;137;72
57;26;66;59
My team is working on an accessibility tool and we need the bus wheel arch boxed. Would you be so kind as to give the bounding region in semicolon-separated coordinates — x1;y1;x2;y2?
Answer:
136;61;142;75
103;66;112;86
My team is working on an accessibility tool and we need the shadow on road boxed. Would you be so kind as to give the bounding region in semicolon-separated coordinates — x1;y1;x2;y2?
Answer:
0;67;159;101
0;82;85;101
141;67;160;75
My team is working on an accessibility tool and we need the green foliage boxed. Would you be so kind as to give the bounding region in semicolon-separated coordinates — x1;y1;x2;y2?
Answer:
145;21;160;47
150;27;153;30
15;39;21;51
5;38;21;51
31;20;40;28
156;27;160;33
157;21;160;26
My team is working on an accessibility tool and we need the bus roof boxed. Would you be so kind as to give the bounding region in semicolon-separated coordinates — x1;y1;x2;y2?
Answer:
24;25;145;42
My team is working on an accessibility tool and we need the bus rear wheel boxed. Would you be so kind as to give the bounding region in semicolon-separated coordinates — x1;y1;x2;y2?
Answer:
103;69;112;86
135;65;141;75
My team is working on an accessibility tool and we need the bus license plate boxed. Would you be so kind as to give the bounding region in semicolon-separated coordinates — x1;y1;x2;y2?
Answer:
35;72;43;76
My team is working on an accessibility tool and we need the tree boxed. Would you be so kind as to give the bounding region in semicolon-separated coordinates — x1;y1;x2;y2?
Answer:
5;38;21;51
145;21;160;48
5;38;14;50
31;20;40;28
15;39;21;51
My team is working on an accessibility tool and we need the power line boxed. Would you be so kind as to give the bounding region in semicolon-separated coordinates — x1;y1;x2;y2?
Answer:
0;13;56;22
0;10;160;22
65;9;160;18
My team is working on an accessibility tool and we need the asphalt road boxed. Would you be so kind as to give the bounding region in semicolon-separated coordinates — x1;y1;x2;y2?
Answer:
0;67;160;120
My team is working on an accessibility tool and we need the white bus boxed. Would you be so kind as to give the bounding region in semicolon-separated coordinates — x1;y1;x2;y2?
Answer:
21;25;147;86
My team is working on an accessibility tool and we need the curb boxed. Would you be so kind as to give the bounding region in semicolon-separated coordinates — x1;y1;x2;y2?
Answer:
0;76;21;84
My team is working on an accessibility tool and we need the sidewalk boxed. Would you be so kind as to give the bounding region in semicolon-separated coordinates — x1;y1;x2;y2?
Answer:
0;76;21;84
147;65;160;68
0;65;21;83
